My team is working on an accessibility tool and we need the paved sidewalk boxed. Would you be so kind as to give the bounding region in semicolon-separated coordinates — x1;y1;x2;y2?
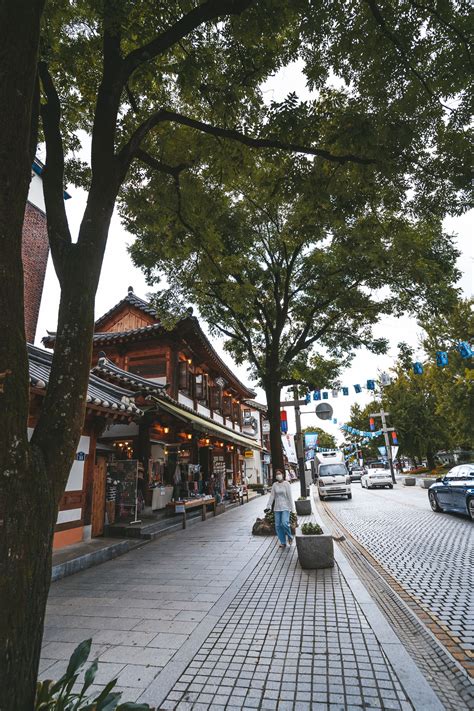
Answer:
42;495;443;710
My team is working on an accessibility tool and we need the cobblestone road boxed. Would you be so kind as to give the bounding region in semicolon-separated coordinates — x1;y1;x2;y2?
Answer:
318;483;474;657
40;494;432;710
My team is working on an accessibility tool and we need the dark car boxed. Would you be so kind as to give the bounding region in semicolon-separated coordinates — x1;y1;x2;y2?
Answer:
428;463;474;520
349;466;366;482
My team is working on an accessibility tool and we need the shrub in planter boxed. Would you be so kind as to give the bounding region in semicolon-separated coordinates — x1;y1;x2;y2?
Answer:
295;498;312;516
296;522;334;569
35;638;151;710
252;511;298;536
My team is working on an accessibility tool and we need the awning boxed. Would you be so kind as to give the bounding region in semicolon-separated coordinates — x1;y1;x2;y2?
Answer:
154;397;263;450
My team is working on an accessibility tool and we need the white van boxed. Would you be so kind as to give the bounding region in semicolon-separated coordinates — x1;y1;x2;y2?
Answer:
314;451;352;500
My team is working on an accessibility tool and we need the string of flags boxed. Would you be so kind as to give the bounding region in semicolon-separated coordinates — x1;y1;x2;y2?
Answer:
339;423;383;439
304;378;385;403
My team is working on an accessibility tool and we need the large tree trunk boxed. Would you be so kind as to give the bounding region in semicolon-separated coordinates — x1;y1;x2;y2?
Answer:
0;2;47;708
264;379;285;477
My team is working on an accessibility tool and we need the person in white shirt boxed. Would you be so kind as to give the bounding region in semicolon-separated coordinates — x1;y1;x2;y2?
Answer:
266;470;294;548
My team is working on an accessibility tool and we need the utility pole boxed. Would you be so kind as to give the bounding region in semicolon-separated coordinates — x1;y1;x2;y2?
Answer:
369;407;396;483
293;387;307;497
280;390;308;497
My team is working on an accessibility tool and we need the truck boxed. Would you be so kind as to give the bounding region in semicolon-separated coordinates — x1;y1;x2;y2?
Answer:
313;451;352;500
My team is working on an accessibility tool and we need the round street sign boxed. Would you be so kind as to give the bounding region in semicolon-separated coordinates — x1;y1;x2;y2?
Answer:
315;403;333;420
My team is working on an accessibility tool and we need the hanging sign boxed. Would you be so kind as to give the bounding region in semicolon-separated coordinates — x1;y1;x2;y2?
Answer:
304;432;319;449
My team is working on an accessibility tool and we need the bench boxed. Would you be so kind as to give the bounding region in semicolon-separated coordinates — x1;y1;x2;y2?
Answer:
167;498;217;529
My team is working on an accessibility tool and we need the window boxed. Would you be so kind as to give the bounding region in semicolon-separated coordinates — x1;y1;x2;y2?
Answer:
129;355;167;380
178;361;190;393
195;373;209;402
210;386;222;411
222;395;232;417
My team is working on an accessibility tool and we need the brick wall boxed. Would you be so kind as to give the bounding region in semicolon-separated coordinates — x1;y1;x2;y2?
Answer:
22;201;49;343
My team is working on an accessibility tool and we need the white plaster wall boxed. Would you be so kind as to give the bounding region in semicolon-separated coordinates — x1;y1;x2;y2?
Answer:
28;172;45;213
197;404;211;417
178;393;194;409
57;508;82;525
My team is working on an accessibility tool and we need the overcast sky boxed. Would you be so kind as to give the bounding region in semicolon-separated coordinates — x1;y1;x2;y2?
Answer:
35;62;473;441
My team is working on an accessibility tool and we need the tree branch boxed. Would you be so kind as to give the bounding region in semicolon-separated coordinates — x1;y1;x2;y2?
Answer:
121;0;255;80
136;148;194;179
38;60;71;282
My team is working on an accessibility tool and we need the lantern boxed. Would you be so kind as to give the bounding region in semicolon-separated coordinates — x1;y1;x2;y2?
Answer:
280;410;288;433
305;392;311;404
342;387;349;396
322;391;329;400
313;390;321;401
413;362;423;375
369;417;375;432
391;431;398;445
366;380;375;390
436;351;449;367
354;384;362;393
458;341;473;359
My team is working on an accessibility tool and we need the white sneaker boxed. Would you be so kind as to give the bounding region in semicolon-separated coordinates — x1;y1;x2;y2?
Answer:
278;543;286;548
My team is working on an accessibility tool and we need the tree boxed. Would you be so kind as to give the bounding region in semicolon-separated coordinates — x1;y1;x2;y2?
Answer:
125;152;459;470
344;402;382;461
0;1;470;705
302;426;336;451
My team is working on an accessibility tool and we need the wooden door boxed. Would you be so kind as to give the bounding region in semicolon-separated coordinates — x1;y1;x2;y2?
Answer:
91;457;107;537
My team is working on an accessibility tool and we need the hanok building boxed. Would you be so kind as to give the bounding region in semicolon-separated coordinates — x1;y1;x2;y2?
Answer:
28;344;142;549
44;287;263;513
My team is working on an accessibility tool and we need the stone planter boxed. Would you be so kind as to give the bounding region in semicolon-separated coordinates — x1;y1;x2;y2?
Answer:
295;499;312;516
419;478;434;489
403;476;416;486
295;532;334;569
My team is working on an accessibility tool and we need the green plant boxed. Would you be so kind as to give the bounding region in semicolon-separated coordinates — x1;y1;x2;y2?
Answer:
301;522;323;536
264;510;298;531
35;639;150;710
297;496;308;501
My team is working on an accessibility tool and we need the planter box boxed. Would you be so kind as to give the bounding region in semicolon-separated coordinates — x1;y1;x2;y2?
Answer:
419;478;434;489
295;532;334;569
403;476;416;486
295;500;312;516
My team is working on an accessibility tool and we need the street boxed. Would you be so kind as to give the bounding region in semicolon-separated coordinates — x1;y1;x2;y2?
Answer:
38;490;474;710
316;481;473;655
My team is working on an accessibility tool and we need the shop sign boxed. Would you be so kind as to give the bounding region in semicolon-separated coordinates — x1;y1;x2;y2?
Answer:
263;454;271;463
262;422;270;433
244;450;254;458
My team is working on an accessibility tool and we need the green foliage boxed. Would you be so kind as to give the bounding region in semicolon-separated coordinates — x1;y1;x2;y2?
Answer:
264;510;298;530
35;639;150;711
297;496;308;501
302;427;337;450
301;522;323;535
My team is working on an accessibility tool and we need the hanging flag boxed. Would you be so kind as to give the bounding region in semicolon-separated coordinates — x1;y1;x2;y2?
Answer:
354;384;362;393
436;351;449;367
332;389;338;398
332;418;337;424
380;372;391;386
369;417;375;432
342;387;349;396
366;380;375;390
391;431;398;445
305;392;311;404
280;410;288;433
313;390;321;401
458;341;473;359
413;362;423;375
322;391;329;400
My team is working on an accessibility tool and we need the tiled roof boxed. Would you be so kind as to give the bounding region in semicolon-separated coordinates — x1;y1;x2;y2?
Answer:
244;399;267;413
28;344;142;417
92;356;167;394
94;286;158;329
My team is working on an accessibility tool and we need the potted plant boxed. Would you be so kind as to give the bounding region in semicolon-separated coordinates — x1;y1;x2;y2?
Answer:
295;522;334;569
295;497;312;516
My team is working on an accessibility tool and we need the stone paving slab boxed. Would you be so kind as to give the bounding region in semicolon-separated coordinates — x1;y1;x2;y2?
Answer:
42;490;441;710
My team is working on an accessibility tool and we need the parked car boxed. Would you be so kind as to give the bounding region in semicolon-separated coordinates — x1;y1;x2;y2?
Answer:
361;468;393;489
428;463;474;520
349;466;366;482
